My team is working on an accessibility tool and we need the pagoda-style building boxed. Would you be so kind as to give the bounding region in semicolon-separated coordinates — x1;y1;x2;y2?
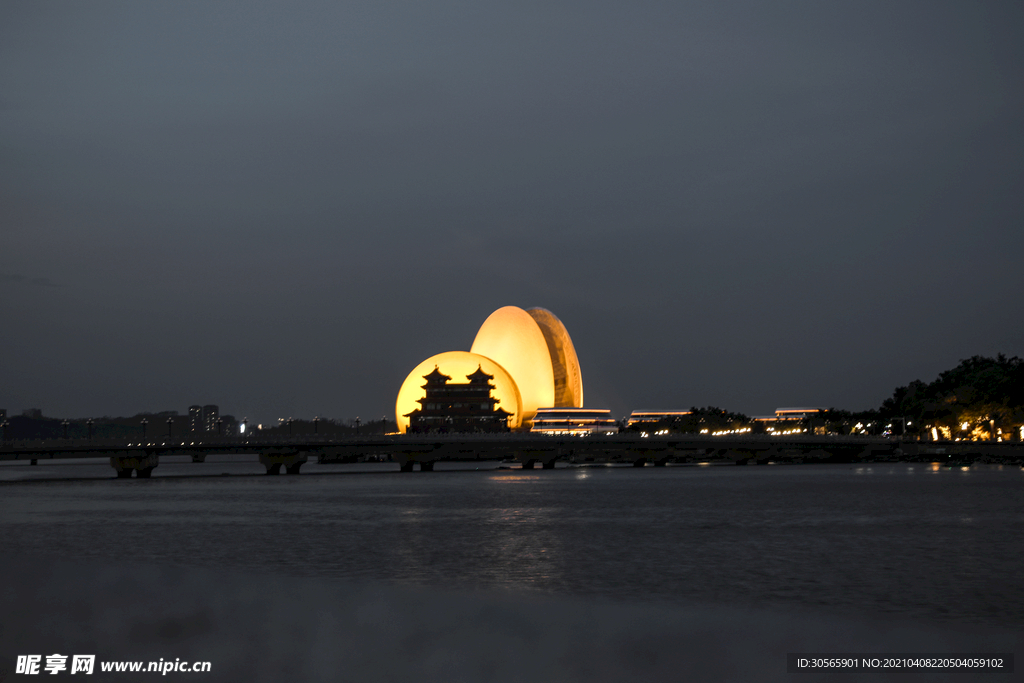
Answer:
404;365;514;434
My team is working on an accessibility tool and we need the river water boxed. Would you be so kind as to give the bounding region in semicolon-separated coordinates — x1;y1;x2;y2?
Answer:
1;459;1022;630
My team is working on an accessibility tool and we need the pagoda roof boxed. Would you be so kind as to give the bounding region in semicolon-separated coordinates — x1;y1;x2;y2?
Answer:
422;366;451;383
466;365;494;382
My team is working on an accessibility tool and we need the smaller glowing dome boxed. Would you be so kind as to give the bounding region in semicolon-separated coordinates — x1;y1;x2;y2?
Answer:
395;351;523;434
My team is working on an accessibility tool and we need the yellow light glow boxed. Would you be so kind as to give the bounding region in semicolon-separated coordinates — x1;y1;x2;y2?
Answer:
526;307;583;408
395;351;523;434
470;306;556;425
396;305;584;432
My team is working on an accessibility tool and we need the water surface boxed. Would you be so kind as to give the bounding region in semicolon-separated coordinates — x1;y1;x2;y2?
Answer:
2;461;1021;629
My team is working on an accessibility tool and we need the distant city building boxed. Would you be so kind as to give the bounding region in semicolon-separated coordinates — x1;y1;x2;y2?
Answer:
626;410;692;428
531;408;618;435
189;405;203;433
218;414;238;436
202;404;219;432
206;413;238;436
404;366;513;434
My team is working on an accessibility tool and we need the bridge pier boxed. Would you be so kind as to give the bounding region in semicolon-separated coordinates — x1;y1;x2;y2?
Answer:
651;446;676;466
110;452;159;479
259;451;307;475
393;447;440;472
632;458;646;467
516;449;558;470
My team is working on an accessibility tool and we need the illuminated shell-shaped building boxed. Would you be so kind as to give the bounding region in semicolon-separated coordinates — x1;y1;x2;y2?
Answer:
395;306;583;433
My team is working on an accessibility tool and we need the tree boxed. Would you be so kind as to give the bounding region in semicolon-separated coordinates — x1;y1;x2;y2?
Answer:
878;355;1024;440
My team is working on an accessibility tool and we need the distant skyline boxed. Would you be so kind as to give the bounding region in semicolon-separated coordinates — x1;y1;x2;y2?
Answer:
2;1;1022;425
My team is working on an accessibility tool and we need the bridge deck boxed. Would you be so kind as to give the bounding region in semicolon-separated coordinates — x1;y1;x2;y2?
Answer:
2;434;1020;464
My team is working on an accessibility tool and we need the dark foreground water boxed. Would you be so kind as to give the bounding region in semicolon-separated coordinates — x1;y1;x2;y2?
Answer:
2;460;1022;627
1;460;1022;682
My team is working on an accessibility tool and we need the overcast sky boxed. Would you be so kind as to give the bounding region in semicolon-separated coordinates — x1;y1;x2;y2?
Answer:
2;0;1022;424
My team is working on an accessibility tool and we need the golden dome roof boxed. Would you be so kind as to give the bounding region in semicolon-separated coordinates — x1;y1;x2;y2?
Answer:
395;351;523;433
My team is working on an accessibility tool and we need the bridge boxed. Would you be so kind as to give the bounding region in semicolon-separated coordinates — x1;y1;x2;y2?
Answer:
2;433;1022;477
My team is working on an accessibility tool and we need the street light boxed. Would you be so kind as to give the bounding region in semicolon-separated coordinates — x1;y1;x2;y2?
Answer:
382;415;387;435
1;419;8;442
355;417;360;435
167;416;174;439
86;418;94;440
287;417;293;436
62;419;69;439
141;417;148;440
313;415;320;434
216;417;223;436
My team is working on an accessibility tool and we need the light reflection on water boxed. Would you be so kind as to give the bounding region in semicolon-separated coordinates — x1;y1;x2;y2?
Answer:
488;474;542;483
0;462;1022;628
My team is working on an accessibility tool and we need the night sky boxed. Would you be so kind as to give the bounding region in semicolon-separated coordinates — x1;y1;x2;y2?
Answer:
2;1;1022;424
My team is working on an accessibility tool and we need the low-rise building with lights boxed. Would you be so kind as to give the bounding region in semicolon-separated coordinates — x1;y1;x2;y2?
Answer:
626;410;692;428
530;408;618;435
752;407;827;435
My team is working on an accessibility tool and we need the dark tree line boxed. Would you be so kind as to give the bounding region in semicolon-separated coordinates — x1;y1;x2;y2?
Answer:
0;412;395;441
875;354;1024;440
256;417;395;436
0;411;185;441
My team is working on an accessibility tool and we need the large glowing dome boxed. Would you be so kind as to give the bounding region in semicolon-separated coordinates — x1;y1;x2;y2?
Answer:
396;306;583;433
470;306;556;420
395;351;523;433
